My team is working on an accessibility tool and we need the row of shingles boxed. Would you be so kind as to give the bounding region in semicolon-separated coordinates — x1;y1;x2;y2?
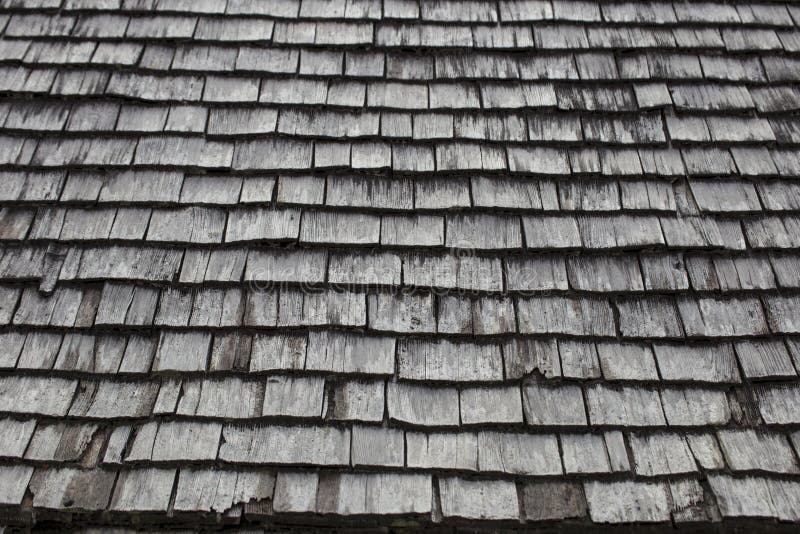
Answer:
3;324;800;389
5;0;800;27
3;97;796;150
3;210;800;300
0;369;754;430
6;38;800;99
2;1;798;35
2;415;798;488
0;461;798;526
0;21;798;58
13;0;800;25
5;36;800;90
2;274;799;340
5;462;800;526
3;195;797;253
0;168;680;214
4;56;797;116
4;165;800;222
4;167;800;227
5;224;800;289
0;99;663;145
373;22;799;52
0;2;796;41
0;0;792;63
3;132;798;180
5;213;800;286
4;60;798;124
5;164;800;222
0;99;661;146
15;96;792;147
6;242;800;301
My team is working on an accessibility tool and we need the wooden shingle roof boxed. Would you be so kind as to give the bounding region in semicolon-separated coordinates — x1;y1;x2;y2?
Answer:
1;0;800;530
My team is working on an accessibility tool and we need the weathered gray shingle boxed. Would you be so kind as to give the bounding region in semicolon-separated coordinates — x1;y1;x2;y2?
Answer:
661;388;731;426
517;296;615;336
387;382;459;426
306;331;394;375
523;383;586;426
325;380;384;422
316;473;431;516
219;424;350;466
110;468;176;512
173;468;274;514
439;477;519;520
398;338;502;382
718;429;799;474
460;386;523;424
586;385;666;426
584;480;670;523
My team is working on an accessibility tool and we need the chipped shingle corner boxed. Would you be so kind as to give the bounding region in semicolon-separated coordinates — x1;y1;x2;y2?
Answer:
0;0;799;531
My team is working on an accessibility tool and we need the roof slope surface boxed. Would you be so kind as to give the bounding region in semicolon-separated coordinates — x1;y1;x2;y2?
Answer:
0;0;799;530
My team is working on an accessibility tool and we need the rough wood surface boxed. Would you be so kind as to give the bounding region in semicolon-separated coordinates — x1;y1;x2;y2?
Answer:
2;1;800;529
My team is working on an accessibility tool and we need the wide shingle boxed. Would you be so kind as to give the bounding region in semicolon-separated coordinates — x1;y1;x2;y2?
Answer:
397;338;502;382
584;480;670;523
517;296;615;336
440;477;519;520
317;473;431;516
324;381;384;422
307;331;394;375
173;468;275;514
585;385;666;426
110;468;176;512
387;382;459;426
219;425;350;466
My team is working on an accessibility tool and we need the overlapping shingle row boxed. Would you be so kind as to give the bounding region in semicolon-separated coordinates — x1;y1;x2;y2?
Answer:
1;0;800;530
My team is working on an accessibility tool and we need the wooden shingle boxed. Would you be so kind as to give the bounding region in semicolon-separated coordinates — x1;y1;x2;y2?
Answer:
439;477;519;521
316;473;431;516
586;385;666;426
523;382;586;426
219;425;351;466
387;382;459;427
325;379;385;422
173;468;275;514
398;338;502;382
584;480;670;523
110;468;176;512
